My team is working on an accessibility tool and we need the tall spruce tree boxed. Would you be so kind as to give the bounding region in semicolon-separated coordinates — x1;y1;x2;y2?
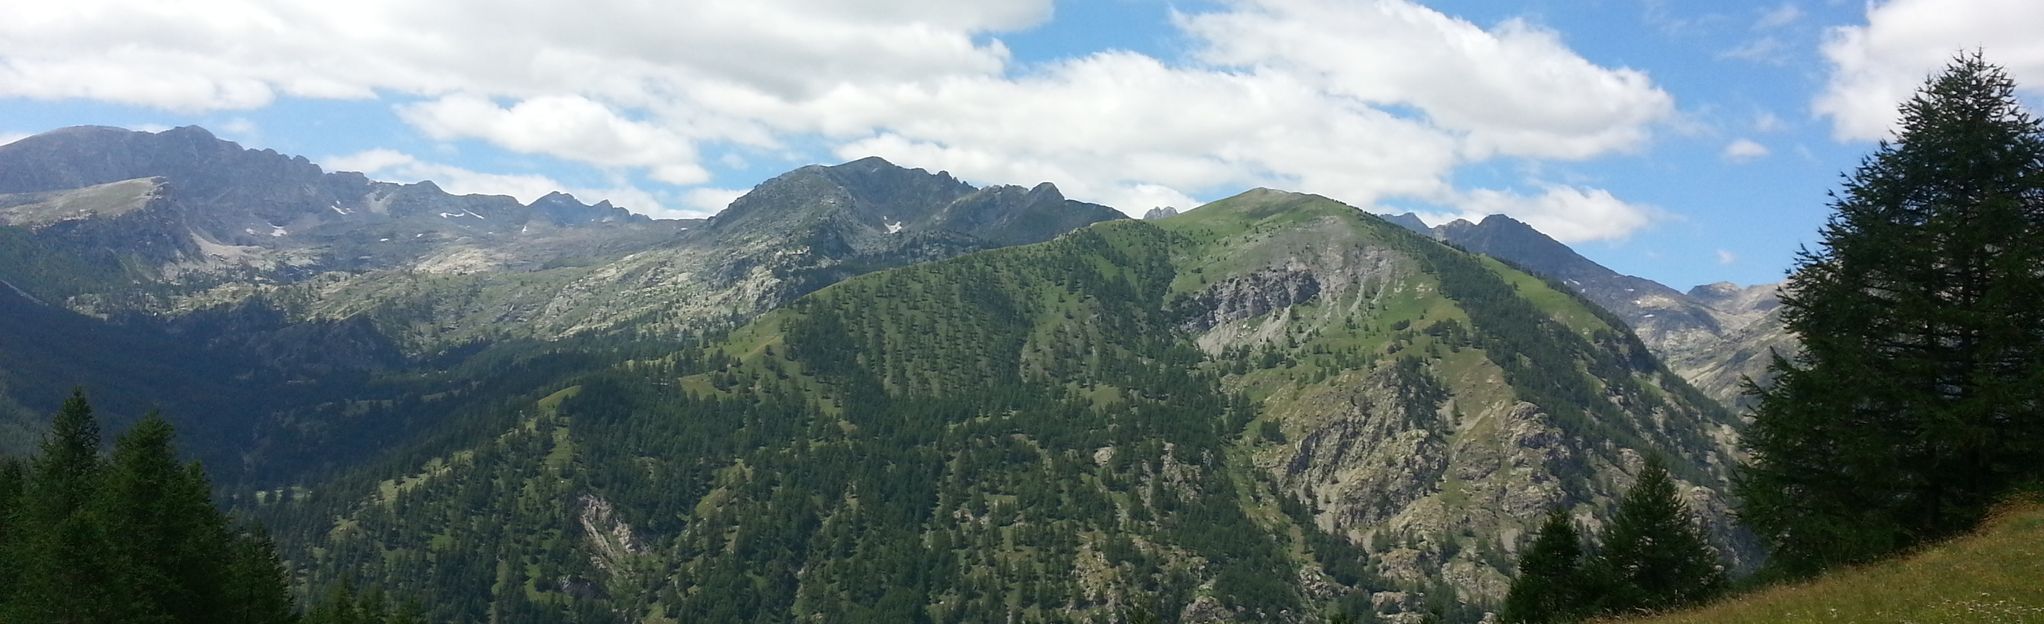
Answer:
1737;53;2044;576
100;413;235;622
1502;508;1587;624
1590;457;1725;616
5;389;143;623
0;391;300;623
0;458;24;598
221;527;301;624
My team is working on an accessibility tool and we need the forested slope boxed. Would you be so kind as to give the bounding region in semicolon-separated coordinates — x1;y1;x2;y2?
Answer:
271;191;1743;623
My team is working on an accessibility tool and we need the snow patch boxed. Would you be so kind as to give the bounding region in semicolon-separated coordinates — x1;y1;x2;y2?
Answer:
269;224;287;237
437;209;486;220
884;217;904;234
329;203;350;215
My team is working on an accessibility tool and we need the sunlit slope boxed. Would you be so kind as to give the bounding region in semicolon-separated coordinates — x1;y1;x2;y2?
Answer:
289;190;1745;622
1614;501;2044;624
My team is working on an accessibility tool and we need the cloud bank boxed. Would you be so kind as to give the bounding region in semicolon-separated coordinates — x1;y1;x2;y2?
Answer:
2;0;1678;236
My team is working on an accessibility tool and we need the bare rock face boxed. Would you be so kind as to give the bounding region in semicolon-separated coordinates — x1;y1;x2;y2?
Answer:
1183;267;1322;332
578;494;645;582
1169;195;1753;615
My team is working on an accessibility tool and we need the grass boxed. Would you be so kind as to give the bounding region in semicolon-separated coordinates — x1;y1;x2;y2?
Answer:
1612;499;2044;624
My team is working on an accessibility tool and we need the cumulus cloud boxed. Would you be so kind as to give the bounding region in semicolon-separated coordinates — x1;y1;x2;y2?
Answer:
681;187;748;215
1716;249;1738;265
1816;0;2044;141
321;149;697;218
399;95;709;184
1;0;1681;240
1722;138;1770;163
1178;0;1674;160
1418;185;1659;244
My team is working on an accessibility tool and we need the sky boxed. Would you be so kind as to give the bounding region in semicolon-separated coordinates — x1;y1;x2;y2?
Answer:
1;0;2041;290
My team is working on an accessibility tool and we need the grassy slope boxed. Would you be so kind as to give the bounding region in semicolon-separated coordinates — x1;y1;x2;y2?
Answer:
1615;501;2044;624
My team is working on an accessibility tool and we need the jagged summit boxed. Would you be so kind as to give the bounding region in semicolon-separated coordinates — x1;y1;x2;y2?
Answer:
1378;211;1430;233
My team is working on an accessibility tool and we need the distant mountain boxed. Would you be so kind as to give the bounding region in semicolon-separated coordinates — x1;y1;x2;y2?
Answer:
283;190;1748;622
1391;212;1793;407
1143;206;1180;220
0;126;689;313
0;126;1126;482
1;124;1766;622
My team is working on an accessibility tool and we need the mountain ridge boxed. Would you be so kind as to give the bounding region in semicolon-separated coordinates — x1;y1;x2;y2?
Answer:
1386;211;1793;407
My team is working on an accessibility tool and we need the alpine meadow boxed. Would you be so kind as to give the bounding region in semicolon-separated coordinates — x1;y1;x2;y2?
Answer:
0;2;2040;623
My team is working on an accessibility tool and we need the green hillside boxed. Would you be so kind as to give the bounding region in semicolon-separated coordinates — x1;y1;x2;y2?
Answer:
1614;500;2044;624
271;191;1743;623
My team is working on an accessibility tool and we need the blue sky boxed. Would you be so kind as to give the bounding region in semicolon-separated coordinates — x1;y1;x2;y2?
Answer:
1;0;2039;290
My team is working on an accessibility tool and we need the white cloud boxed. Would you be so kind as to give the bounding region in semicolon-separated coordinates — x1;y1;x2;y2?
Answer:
1178;0;1674;160
320;148;698;218
1716;249;1738;265
1722;138;1771;163
399;94;709;184
1753;110;1787;133
681;187;747;215
1755;4;1802;30
0;0;1681;240
216;117;259;142
1418;185;1659;244
1720;37;1790;65
817;52;1459;212
1816;0;2044;141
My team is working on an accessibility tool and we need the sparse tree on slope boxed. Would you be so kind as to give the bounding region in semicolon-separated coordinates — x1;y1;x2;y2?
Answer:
1591;457;1726;615
1502;508;1588;623
1738;53;2044;577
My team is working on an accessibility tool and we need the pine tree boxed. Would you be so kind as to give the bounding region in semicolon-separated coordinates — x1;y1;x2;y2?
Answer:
6;388;145;623
1502;508;1586;623
0;458;25;599
0;392;300;623
221;527;301;624
99;413;235;622
1738;53;2044;576
1591;457;1725;615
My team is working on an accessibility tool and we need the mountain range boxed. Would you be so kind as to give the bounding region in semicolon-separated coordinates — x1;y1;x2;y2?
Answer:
1382;212;1793;407
0;127;1788;622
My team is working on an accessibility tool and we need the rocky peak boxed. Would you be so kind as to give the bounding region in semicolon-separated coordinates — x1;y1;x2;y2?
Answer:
1377;211;1429;233
529;191;644;225
1143;206;1180;220
1687;281;1744;302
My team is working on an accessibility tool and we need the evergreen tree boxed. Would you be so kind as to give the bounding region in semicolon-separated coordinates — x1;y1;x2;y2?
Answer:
6;388;142;623
0;391;300;623
1738;53;2044;576
1501;508;1586;623
0;458;24;598
1591;457;1725;615
100;412;235;622
221;527;301;624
